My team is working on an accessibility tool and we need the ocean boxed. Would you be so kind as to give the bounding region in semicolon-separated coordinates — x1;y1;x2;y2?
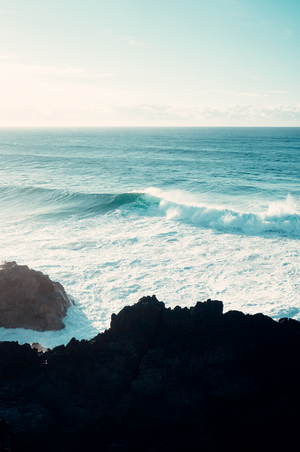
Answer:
0;127;300;348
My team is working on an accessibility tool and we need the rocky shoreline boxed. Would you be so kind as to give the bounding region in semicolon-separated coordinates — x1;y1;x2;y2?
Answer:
0;294;299;451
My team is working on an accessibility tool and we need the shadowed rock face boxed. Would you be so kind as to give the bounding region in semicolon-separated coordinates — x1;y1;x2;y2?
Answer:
0;261;73;331
0;295;300;452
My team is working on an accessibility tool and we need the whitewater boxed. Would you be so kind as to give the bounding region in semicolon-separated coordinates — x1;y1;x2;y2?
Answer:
0;127;299;348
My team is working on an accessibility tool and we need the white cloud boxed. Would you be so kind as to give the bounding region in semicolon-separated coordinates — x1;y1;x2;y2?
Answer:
1;103;300;127
199;104;300;122
266;90;288;94
0;62;116;78
124;36;150;48
233;92;267;98
108;103;300;125
211;89;267;98
183;89;205;96
240;70;259;80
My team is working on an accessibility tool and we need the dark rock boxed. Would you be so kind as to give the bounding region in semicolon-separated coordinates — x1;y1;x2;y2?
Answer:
0;262;73;331
0;295;299;452
29;343;48;353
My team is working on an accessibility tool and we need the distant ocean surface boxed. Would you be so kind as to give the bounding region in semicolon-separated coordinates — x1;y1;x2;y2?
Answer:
1;127;300;348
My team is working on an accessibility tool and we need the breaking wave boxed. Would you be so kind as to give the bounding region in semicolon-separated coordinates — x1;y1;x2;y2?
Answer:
145;188;300;238
1;185;300;238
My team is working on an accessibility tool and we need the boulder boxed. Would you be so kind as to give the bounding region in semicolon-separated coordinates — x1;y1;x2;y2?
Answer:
0;261;73;331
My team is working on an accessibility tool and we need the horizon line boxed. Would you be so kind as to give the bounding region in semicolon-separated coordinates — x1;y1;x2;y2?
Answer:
1;125;300;129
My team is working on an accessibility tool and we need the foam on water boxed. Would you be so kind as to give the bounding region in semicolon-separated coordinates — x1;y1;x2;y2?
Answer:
146;188;300;237
1;128;300;348
0;190;299;348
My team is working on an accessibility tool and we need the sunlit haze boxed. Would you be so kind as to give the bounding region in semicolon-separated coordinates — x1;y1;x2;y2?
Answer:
0;0;299;126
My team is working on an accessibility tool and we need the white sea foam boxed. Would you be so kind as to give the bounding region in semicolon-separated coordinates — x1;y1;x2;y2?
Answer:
0;195;299;348
264;193;298;217
1;127;300;349
145;188;300;237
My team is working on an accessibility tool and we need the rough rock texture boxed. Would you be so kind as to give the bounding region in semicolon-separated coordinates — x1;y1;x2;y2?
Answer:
0;295;300;452
0;262;73;331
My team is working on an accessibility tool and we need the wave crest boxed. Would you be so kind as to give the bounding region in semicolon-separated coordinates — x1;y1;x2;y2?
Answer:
2;185;300;237
0;186;144;220
145;188;300;237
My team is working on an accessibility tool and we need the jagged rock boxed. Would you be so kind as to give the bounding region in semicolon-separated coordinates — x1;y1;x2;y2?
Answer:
29;342;48;352
0;261;73;331
0;295;299;452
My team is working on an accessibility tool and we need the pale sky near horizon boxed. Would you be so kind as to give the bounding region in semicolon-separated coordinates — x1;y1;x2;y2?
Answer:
0;0;299;126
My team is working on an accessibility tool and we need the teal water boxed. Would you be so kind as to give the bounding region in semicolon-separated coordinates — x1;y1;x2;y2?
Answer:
0;128;300;347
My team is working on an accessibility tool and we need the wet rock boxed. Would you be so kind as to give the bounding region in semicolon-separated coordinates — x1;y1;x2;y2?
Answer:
0;261;73;331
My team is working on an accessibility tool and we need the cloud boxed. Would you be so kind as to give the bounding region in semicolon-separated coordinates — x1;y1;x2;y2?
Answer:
240;70;259;80
110;103;300;125
1;103;300;127
266;90;288;94
124;36;150;48
183;89;206;96
232;92;267;98
199;104;300;122
211;89;267;98
1;96;299;127
0;62;116;78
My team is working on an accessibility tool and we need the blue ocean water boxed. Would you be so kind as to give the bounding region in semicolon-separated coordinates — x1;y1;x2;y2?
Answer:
0;127;300;347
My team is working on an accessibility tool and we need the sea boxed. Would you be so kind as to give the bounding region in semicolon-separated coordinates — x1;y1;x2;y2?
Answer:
0;127;300;348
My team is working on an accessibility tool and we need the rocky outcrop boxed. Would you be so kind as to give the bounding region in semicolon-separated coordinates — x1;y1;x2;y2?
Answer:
0;295;300;452
0;262;73;331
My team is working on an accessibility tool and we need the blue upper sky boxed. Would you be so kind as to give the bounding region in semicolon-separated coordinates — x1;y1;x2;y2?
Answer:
0;0;299;126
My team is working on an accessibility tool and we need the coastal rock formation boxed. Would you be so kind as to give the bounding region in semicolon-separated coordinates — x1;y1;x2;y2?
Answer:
0;295;300;452
0;261;73;331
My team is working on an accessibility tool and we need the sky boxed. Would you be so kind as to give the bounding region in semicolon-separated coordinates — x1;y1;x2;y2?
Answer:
0;0;299;126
